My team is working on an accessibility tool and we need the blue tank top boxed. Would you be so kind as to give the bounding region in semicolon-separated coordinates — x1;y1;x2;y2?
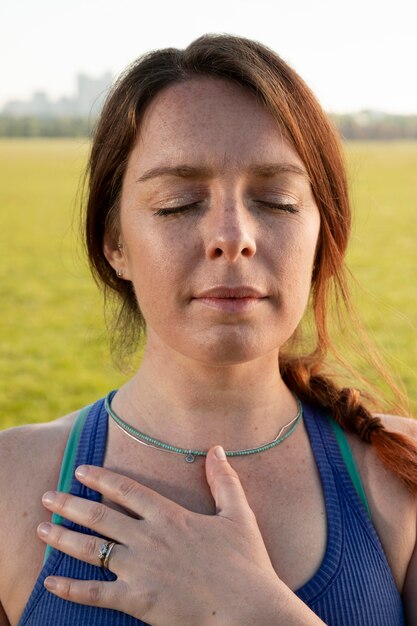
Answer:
18;395;405;625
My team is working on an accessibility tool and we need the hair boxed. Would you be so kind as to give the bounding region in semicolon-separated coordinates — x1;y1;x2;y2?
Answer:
83;33;417;495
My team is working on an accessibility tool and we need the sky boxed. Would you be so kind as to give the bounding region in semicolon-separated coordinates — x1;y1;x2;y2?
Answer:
1;0;417;114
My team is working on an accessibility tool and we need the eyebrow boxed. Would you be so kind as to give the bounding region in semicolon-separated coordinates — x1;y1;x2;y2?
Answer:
137;165;212;183
250;163;310;181
136;163;310;183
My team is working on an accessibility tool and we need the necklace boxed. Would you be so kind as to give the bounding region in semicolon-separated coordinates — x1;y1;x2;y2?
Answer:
104;392;303;463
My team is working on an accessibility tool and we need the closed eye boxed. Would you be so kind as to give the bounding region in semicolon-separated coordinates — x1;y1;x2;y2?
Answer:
256;201;299;214
153;201;299;217
153;202;200;217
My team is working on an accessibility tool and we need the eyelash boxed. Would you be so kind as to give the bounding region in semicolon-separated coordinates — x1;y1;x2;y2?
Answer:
153;202;201;217
153;201;299;217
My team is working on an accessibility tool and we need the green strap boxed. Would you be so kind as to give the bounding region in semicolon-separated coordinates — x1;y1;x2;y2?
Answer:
326;415;371;519
43;404;91;565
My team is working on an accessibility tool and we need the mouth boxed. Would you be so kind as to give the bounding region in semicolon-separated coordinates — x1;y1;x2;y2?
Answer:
193;286;268;313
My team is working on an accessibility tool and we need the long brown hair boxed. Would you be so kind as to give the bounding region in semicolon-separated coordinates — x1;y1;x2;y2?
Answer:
83;34;417;494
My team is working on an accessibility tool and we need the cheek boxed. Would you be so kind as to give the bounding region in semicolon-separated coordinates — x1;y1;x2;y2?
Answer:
273;221;319;306
274;216;318;269
125;231;189;318
279;247;312;300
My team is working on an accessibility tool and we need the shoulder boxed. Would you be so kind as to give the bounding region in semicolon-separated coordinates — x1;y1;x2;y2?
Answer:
0;411;79;519
0;412;80;613
345;411;417;475
376;414;417;617
366;413;417;489
344;412;417;593
347;411;417;507
0;411;79;489
0;412;78;601
376;412;417;437
374;413;417;506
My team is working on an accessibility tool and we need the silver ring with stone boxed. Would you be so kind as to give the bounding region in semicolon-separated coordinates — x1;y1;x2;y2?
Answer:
98;540;117;569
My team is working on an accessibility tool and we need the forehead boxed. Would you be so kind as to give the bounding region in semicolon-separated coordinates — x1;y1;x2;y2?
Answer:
128;77;305;175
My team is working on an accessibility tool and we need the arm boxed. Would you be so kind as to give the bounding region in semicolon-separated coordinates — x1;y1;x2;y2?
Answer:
0;417;74;626
397;418;417;626
0;430;17;626
380;414;417;626
403;535;417;626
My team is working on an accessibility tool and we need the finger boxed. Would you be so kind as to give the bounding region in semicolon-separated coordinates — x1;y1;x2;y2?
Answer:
205;446;254;522
43;576;128;612
37;521;126;572
41;491;136;543
74;465;179;520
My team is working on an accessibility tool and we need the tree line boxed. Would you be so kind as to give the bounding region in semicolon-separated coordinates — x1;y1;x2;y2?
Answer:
0;116;93;137
329;113;417;140
1;113;417;140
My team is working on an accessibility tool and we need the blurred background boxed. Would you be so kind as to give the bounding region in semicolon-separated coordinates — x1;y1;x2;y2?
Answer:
1;0;416;427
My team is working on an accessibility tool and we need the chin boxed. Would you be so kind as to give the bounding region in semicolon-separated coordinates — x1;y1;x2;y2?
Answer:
179;331;282;367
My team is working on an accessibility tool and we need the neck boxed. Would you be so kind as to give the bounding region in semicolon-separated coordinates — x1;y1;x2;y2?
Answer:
113;336;298;452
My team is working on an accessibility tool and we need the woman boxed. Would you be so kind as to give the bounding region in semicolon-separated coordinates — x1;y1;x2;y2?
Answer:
0;34;416;626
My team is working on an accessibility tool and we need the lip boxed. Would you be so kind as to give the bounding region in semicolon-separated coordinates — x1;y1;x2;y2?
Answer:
193;286;268;313
195;286;267;298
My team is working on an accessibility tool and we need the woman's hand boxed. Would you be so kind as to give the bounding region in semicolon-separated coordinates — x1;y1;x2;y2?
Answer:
37;446;288;625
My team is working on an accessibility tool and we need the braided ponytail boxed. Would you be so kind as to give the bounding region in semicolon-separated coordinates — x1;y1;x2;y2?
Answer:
281;357;417;496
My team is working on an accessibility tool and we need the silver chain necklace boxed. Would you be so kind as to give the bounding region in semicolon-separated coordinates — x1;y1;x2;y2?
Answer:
104;392;303;463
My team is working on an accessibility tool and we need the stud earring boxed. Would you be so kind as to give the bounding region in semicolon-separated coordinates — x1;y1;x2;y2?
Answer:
116;269;123;278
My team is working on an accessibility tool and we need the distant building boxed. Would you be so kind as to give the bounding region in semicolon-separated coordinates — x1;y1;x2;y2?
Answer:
1;72;113;117
76;73;112;116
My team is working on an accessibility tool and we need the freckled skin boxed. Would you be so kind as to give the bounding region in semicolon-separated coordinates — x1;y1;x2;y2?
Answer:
106;77;321;368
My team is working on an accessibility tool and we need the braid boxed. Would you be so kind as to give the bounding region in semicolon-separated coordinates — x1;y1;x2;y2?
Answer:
281;358;417;496
334;387;383;443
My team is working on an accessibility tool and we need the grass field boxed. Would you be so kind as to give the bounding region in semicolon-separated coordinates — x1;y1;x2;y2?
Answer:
0;138;416;428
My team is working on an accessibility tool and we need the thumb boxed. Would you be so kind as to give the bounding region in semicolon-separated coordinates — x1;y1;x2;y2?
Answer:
206;446;253;522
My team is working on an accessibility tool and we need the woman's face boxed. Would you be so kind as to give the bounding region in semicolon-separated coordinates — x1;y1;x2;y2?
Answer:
106;77;320;365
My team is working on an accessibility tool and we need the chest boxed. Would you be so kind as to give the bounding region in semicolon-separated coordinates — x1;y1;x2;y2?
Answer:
100;428;329;593
247;469;327;590
4;423;410;626
4;454;326;626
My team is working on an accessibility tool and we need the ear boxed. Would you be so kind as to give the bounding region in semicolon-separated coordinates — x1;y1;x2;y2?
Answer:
103;234;131;281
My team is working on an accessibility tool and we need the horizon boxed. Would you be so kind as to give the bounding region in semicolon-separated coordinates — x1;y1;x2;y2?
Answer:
2;0;417;115
3;70;417;118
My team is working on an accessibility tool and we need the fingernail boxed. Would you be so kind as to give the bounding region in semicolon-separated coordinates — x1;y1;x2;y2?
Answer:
44;577;57;590
38;522;52;536
42;492;56;506
214;445;226;460
75;465;89;479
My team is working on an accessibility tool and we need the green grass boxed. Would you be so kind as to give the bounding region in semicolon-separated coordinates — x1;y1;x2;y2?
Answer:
0;139;416;427
0;139;128;428
345;142;416;411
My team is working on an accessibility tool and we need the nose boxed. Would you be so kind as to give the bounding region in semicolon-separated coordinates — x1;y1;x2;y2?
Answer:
205;196;257;262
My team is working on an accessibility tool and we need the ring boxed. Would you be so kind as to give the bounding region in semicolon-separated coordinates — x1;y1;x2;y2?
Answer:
98;540;117;569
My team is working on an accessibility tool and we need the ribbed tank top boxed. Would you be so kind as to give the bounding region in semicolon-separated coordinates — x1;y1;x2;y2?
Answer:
18;395;405;626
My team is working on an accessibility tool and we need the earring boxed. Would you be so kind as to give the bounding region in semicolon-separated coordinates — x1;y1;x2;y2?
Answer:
116;269;123;278
117;243;123;250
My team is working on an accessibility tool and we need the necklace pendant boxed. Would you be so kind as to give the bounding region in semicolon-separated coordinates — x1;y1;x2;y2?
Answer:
185;453;195;463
